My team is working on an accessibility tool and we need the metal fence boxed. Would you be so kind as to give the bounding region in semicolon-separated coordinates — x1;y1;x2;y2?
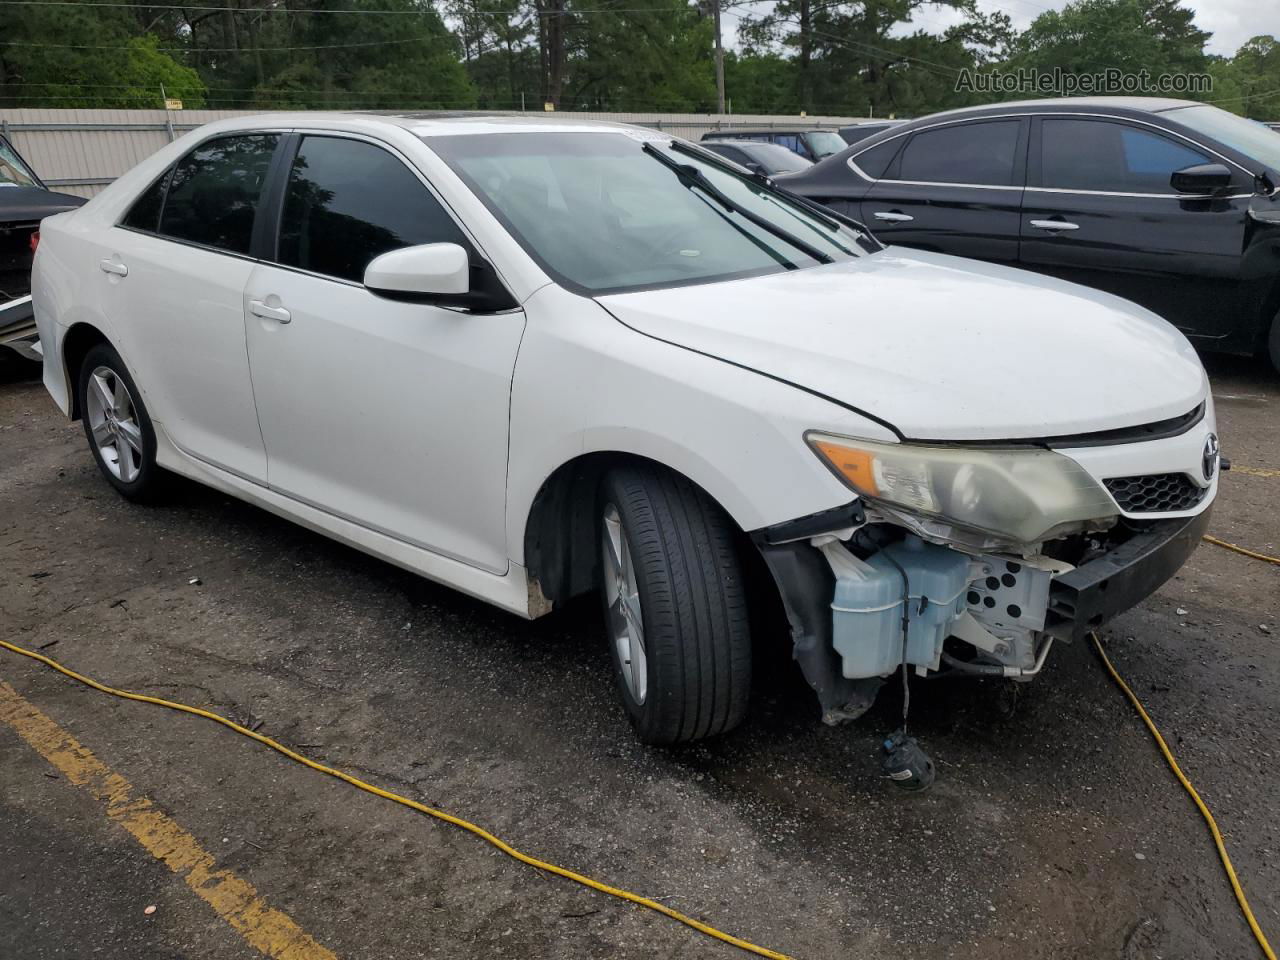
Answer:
0;108;865;198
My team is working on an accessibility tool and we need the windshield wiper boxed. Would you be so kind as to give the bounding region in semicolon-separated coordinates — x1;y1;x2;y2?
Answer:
641;142;833;265
665;139;881;251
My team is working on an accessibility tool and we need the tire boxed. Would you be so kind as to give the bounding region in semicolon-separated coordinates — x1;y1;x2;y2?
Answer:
77;342;164;501
598;464;752;745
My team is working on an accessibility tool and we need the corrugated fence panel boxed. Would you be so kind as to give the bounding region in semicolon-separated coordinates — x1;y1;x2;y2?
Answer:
0;107;867;198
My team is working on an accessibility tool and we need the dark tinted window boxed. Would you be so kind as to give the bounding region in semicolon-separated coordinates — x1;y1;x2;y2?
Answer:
897;120;1020;185
1040;119;1210;192
121;170;170;233
853;137;905;179
158;135;278;254
277;136;467;283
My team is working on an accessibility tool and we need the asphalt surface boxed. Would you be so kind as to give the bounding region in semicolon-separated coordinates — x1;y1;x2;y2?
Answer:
1;353;1277;960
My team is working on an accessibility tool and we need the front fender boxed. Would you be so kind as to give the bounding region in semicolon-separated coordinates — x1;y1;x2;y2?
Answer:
505;285;895;565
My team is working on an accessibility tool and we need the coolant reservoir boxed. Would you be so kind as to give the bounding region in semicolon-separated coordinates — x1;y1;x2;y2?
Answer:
822;536;970;678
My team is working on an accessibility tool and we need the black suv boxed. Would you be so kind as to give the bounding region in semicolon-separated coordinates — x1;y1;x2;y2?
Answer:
783;97;1280;371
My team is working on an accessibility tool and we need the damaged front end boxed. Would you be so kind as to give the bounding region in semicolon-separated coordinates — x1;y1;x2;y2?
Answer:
752;433;1212;725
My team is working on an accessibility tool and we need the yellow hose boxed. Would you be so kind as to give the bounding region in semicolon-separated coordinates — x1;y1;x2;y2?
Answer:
0;637;792;960
1202;534;1280;567
1090;633;1276;960
2;527;1276;960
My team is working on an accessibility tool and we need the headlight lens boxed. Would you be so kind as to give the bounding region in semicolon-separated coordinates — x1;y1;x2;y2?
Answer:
808;433;1117;544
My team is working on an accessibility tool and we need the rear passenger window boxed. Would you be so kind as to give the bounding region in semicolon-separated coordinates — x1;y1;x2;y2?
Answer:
277;136;467;283
852;137;905;179
120;170;170;233
159;134;279;254
897;120;1020;185
1039;119;1210;193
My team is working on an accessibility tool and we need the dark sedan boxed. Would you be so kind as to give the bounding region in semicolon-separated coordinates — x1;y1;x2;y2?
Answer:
1;134;85;370
783;97;1280;372
699;138;815;177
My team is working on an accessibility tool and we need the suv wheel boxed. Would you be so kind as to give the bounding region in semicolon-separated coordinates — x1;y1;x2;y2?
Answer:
598;465;751;745
78;343;164;501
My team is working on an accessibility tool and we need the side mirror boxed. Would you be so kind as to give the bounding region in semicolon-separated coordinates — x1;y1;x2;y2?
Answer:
1170;162;1233;195
364;243;470;299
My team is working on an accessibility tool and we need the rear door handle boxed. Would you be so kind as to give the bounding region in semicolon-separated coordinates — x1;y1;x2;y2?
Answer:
1029;219;1080;232
99;258;128;277
249;299;292;324
873;211;914;223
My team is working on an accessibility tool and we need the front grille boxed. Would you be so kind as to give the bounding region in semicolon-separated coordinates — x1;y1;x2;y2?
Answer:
1104;473;1206;513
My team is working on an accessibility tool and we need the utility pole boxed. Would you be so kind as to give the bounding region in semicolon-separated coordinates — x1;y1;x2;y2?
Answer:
711;0;725;114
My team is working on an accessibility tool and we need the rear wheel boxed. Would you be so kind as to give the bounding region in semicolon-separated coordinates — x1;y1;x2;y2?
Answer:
598;464;752;745
78;343;164;501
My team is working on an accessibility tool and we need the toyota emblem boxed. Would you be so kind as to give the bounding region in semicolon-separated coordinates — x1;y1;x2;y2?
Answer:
1203;433;1220;482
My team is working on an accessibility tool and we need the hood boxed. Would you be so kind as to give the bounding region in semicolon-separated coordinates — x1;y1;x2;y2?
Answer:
596;248;1207;442
0;186;87;223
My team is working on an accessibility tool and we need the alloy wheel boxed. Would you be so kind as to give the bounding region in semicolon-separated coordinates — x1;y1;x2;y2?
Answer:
602;502;647;704
85;365;143;483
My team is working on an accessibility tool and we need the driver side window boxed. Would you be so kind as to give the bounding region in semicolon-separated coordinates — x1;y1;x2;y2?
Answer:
276;136;467;283
1038;119;1212;194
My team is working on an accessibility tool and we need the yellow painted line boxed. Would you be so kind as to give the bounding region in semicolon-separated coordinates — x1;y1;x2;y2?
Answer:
0;680;339;960
1232;466;1280;479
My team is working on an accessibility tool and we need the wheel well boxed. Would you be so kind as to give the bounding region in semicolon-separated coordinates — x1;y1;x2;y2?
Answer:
61;323;111;420
523;452;773;613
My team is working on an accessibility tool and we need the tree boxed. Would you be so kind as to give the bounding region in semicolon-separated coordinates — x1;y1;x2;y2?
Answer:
0;4;205;108
1003;0;1209;81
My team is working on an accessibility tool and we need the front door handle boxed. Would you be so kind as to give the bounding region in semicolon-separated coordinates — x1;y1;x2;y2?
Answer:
1029;219;1080;232
99;258;128;277
249;299;292;324
874;211;914;223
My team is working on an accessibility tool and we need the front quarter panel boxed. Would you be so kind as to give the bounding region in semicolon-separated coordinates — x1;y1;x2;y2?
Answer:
505;284;895;565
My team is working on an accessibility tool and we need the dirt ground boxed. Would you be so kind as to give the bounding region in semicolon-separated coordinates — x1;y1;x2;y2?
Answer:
1;352;1276;960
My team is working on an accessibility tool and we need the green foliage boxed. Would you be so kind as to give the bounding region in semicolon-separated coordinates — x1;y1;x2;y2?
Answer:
0;3;206;107
1003;0;1210;78
0;0;1277;121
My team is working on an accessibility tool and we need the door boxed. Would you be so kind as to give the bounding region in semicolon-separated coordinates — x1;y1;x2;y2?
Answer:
1020;116;1251;342
102;133;280;480
858;118;1027;262
243;134;525;573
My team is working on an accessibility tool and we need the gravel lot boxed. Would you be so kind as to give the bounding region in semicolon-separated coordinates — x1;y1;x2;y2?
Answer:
1;354;1277;960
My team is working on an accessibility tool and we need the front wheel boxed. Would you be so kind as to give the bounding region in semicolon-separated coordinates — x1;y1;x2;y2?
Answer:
598;465;752;745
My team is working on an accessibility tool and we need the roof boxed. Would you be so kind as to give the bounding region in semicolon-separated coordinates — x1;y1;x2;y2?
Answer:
193;111;651;139
909;96;1200;123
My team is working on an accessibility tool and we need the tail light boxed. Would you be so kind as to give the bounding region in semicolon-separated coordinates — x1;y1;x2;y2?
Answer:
29;230;39;253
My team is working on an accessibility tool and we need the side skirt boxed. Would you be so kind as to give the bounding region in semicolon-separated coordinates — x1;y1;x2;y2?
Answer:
152;422;536;619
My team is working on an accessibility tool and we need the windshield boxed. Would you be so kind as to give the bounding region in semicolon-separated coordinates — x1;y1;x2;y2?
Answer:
805;131;847;158
1162;104;1280;173
0;138;40;188
427;132;874;295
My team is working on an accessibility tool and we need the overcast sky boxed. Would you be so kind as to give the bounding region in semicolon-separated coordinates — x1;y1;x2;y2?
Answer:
725;0;1279;57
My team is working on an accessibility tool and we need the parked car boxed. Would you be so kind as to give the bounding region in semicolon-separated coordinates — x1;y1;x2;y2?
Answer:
34;114;1217;745
701;127;846;161
700;138;814;177
837;120;906;145
783;97;1280;372
1;133;86;371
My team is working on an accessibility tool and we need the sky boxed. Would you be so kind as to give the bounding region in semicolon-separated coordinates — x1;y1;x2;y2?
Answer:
724;0;1280;58
903;0;1277;57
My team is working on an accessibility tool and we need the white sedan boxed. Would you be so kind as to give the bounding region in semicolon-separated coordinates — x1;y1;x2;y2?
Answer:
33;113;1218;745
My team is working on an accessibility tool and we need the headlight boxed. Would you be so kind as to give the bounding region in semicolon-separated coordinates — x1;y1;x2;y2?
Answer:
808;433;1117;544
